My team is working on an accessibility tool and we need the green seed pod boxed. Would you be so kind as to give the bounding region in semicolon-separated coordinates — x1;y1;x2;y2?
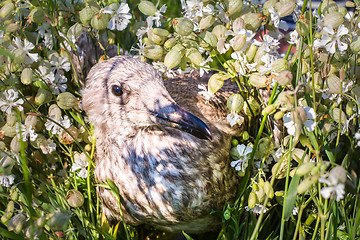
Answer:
295;20;309;37
91;13;108;30
29;8;45;24
330;108;346;123
48;104;62;119
274;110;285;120
138;0;157;16
255;187;266;202
295;106;308;124
66;189;85;208
7;214;26;234
242;131;249;140
6;23;20;33
164;48;184;69
323;11;344;29
296;162;315;176
264;181;274;198
254;47;266;65
248;191;257;208
164;38;177;49
232;34;246;51
272;58;289;73
225;0;243;16
203;31;217;47
297;174;319;194
277;70;292;86
244;97;261;117
199;15;215;30
13;48;26;65
263;104;276;115
6;110;17;127
275;0;296;17
242;13;262;31
59;125;79;144
57;92;78;110
246;44;257;62
21;68;33;85
47;212;70;231
263;0;277;16
208;73;229;94
231;139;238;146
186;48;203;66
30;134;46;149
25;115;43;131
249;73;268;88
346;101;355;116
350;36;360;54
227;94;244;113
147;29;168;45
142;45;163;60
212;24;227;40
35;88;52;105
174;18;194;36
326;73;341;94
1;124;16;138
0;3;15;18
321;0;339;15
80;6;95;25
35;215;48;229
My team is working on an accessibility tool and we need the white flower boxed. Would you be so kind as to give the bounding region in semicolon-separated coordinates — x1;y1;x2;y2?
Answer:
198;84;214;101
217;37;230;54
245;204;268;215
0;89;24;114
50;56;71;72
230;51;257;75
44;72;68;94
107;2;132;31
283;106;316;136
227;111;244;127
0;152;18;187
0;175;15;187
15;124;38;141
313;25;348;54
319;166;346;201
181;0;215;19
45;115;71;135
288;30;299;45
253;34;280;53
71;152;89;178
153;4;167;27
259;53;277;75
40;139;57;154
268;6;289;31
230;144;252;173
9;37;39;64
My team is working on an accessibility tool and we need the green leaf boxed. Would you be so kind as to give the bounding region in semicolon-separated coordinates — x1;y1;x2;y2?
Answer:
284;173;300;220
182;231;195;240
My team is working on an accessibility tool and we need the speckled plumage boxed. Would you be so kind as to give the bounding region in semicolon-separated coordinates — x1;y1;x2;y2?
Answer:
82;56;242;232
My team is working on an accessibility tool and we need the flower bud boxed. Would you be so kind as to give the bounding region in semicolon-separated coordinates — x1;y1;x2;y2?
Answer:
232;34;246;51
8;214;26;234
274;110;285;120
225;0;243;16
346;101;355;116
227;94;244;113
80;6;95;25
208;73;228;94
296;162;315;176
0;3;15;18
297;174;319;194
21;68;33;85
174;18;194;36
66;189;85;208
242;13;262;31
57;92;78;110
246;44;257;62
186;48;203;66
233;17;245;33
275;0;296;17
323;11;344;29
330;107;346;124
147;28;168;45
244;97;261;117
91;13;109;30
346;1;355;7
6;23;20;33
248;191;257;209
264;181;274;198
212;24;227;40
35;88;52;105
199;15;215;29
142;45;163;60
164;46;185;69
29;8;45;24
203;31;217;47
164;38;177;49
249;73;268;88
295;20;309;37
138;1;157;16
276;70;292;86
326;73;341;94
48;104;62;120
231;139;238;146
262;104;276;115
350;36;360;54
272;58;289;73
242;131;249;140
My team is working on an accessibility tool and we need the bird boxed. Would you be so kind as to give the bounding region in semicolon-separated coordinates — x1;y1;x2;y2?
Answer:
81;55;243;233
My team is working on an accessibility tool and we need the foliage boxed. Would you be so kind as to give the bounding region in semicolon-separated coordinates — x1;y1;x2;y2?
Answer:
0;0;360;239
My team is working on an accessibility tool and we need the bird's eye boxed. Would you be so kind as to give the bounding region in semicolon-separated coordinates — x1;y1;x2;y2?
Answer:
111;85;123;96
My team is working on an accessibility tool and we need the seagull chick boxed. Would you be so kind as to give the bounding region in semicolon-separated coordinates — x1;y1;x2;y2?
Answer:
82;55;241;232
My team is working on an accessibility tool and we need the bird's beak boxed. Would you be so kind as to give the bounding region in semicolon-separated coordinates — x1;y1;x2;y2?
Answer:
152;103;213;141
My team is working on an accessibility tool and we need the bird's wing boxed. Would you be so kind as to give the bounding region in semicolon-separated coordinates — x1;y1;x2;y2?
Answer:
164;72;243;137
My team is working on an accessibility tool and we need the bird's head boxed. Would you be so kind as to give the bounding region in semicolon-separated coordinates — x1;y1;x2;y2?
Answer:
82;56;212;141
